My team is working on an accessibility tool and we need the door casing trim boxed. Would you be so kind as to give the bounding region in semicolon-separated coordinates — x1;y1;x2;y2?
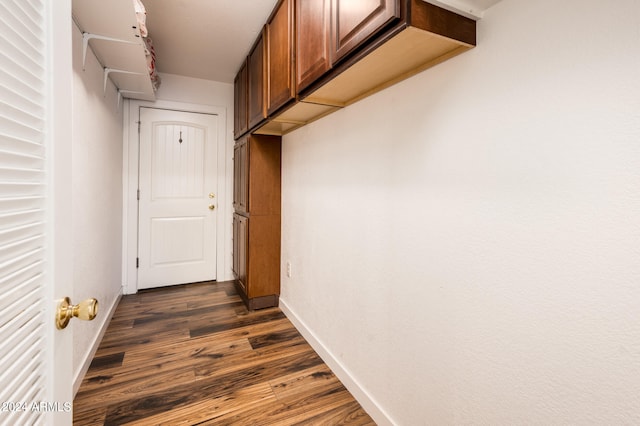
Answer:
123;99;231;294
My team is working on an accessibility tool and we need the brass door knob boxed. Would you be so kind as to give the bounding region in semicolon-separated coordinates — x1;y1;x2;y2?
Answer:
208;204;215;210
209;193;215;199
56;297;98;330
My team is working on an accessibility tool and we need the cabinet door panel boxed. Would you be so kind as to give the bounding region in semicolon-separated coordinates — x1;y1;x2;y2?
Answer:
331;0;400;62
235;214;248;292
267;0;295;114
233;60;249;138
233;138;248;214
296;0;331;92
248;30;267;129
232;214;239;277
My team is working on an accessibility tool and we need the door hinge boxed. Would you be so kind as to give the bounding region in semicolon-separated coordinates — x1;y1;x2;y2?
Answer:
136;257;139;268
137;189;140;200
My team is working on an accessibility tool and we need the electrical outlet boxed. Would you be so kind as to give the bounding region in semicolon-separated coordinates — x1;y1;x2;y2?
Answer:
286;261;292;278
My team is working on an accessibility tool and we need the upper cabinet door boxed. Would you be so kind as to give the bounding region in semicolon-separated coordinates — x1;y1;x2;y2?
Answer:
248;29;267;129
267;0;296;115
331;0;400;62
234;59;249;138
296;0;331;93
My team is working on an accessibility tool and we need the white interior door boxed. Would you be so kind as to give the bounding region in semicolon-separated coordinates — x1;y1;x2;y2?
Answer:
0;1;73;424
138;108;219;289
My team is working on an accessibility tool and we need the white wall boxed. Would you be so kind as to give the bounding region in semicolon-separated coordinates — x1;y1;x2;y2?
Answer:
155;72;234;115
71;51;234;389
154;73;234;156
71;23;124;389
280;0;640;424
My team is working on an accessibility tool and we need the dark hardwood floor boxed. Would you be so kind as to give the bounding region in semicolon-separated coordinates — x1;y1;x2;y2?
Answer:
73;280;375;425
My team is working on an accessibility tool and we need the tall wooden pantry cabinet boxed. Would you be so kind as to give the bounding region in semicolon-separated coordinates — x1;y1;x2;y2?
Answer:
232;134;281;310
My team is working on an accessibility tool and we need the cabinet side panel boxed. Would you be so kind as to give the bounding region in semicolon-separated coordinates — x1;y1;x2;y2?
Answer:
249;135;282;215
247;214;281;298
409;0;476;45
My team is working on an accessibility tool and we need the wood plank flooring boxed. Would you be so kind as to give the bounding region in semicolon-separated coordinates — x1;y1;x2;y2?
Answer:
73;280;375;425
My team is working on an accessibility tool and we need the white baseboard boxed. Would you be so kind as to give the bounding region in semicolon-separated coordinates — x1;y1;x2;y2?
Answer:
279;298;395;426
73;290;123;397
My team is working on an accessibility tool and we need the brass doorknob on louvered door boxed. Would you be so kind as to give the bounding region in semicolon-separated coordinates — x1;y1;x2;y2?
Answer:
56;297;98;330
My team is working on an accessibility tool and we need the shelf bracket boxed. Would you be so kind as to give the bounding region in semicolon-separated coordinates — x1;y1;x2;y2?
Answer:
82;32;139;70
103;68;144;94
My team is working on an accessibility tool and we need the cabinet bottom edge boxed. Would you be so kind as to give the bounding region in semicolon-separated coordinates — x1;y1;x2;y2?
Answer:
233;280;280;310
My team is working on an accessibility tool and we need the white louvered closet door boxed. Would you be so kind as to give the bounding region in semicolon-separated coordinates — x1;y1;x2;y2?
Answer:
0;1;72;425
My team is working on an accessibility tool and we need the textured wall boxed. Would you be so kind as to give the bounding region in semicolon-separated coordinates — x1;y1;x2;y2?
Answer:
71;23;124;387
280;0;640;424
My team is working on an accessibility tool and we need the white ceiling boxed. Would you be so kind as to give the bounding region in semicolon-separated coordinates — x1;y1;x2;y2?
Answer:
142;0;500;84
143;0;279;83
425;0;502;19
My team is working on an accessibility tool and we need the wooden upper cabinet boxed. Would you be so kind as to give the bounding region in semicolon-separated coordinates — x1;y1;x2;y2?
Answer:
267;0;296;115
331;0;400;62
253;0;475;135
233;59;249;138
296;0;331;93
248;29;267;129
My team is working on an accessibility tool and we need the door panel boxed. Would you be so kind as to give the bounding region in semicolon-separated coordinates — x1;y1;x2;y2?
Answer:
234;60;249;138
232;214;239;277
232;213;248;291
138;108;219;289
267;0;295;114
331;0;400;62
233;138;248;214
0;1;73;424
151;124;206;199
150;217;205;265
248;31;267;129
296;0;332;91
236;214;248;292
